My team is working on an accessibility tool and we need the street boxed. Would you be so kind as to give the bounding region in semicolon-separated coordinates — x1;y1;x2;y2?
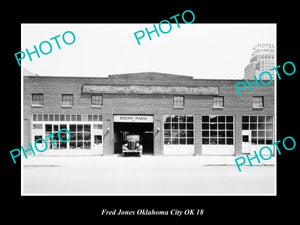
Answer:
22;156;275;195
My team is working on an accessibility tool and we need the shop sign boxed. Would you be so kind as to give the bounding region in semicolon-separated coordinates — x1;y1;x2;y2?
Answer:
114;115;153;123
82;84;219;95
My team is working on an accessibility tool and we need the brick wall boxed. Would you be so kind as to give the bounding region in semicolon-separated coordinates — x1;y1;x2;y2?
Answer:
23;74;274;155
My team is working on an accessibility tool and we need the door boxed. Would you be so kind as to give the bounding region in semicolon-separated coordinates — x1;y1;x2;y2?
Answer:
242;130;250;154
92;134;103;154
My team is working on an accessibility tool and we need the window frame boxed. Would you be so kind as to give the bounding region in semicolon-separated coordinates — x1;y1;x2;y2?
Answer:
31;93;44;106
202;115;234;145
253;96;264;109
173;96;185;108
62;94;74;107
213;96;224;108
163;115;194;145
91;94;103;107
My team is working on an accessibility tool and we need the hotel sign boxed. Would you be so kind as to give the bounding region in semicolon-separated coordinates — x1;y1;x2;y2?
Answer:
82;84;218;95
114;115;154;123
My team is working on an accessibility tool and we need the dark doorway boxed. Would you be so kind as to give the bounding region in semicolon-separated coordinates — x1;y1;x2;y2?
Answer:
114;122;154;155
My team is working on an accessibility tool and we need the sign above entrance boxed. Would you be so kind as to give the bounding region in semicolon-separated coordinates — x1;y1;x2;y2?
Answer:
82;84;218;95
114;115;153;123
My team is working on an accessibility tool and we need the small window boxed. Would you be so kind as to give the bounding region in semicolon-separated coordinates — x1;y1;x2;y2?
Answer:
253;96;264;108
32;94;43;106
91;95;103;106
62;94;73;106
213;96;224;108
173;96;184;108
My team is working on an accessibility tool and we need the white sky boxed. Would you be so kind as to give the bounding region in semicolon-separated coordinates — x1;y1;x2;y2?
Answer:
21;23;276;79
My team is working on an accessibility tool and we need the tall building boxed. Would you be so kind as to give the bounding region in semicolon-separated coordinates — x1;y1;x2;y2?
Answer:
244;43;275;80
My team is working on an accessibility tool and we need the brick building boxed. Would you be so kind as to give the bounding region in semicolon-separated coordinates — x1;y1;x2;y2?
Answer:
23;72;275;156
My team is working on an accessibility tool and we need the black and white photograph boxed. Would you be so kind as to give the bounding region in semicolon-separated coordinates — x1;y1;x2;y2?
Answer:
20;23;276;195
4;4;298;223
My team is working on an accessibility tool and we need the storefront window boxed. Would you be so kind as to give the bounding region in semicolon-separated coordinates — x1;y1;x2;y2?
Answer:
45;123;92;150
242;115;273;144
202;115;234;145
163;115;194;145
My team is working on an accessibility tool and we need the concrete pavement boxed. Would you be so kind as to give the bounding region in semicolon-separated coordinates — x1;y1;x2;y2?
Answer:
22;155;276;195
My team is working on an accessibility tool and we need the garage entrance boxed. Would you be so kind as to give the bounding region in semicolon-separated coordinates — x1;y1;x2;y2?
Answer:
113;115;154;155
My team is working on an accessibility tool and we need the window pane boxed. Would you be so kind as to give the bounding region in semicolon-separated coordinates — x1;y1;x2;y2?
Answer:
186;116;193;122
93;124;102;130
187;138;194;145
84;124;91;132
266;116;273;123
187;131;193;137
84;141;91;149
62;94;73;105
210;138;217;145
81;115;87;121
93;115;98;121
226;123;233;130
226;116;233;122
258;123;265;129
219;138;225;145
70;125;76;132
164;123;171;129
210;116;217;122
242;123;249;130
180;138;186;144
179;131;186;137
77;124;83;131
202;138;209;145
227;138;234;145
202;131;209;137
69;142;76;149
33;124;43;129
187;123;193;129
266;123;273;130
242;116;249;123
46;124;52;132
258;138;265;144
210;123;217;130
202;123;209;130
202;116;209;122
32;94;43;105
164;138;171;145
164;131;171;137
218;123;225;130
218;131;225;137
226;131;233;137
172;138;179;144
250;123;257;130
60;115;65;121
219;116;225;122
210;131;217;137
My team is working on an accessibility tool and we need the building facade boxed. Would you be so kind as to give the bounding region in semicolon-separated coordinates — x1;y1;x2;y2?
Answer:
23;72;275;156
244;43;275;80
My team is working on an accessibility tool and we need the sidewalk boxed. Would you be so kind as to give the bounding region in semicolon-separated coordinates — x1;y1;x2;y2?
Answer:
22;154;276;167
